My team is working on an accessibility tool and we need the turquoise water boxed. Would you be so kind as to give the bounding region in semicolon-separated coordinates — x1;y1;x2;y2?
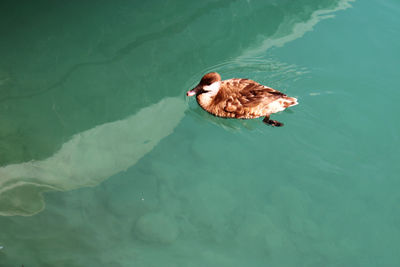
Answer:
1;0;400;266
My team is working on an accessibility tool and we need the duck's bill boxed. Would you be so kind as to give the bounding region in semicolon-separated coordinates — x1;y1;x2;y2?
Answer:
187;85;201;96
186;90;196;96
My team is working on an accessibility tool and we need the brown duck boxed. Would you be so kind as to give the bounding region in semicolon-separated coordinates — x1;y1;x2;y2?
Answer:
187;72;298;126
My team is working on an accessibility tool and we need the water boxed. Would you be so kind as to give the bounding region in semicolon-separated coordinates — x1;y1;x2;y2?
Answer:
0;0;399;266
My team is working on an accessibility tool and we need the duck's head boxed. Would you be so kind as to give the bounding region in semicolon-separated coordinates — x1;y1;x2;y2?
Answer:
187;72;221;97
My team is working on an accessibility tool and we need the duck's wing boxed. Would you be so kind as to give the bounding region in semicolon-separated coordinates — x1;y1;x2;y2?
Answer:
236;79;286;107
212;79;286;118
218;79;285;107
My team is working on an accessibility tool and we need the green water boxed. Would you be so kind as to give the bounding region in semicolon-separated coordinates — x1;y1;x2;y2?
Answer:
1;0;399;266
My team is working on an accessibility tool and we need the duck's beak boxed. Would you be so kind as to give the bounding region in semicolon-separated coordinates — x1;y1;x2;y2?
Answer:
186;85;201;97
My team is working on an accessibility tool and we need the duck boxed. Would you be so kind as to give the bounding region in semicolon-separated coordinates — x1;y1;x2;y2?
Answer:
186;72;298;126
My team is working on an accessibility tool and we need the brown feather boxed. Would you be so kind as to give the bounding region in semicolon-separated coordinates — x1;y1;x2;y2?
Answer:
193;75;298;120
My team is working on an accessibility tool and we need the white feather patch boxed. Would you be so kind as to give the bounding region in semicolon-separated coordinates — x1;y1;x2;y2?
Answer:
203;81;221;96
267;100;287;113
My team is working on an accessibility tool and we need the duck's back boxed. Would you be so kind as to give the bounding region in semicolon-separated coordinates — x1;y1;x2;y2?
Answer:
197;79;297;119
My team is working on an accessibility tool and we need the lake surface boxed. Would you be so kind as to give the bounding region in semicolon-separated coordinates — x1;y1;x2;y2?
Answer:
1;0;399;266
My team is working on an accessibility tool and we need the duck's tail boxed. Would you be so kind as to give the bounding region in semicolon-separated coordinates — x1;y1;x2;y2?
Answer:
282;96;298;108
